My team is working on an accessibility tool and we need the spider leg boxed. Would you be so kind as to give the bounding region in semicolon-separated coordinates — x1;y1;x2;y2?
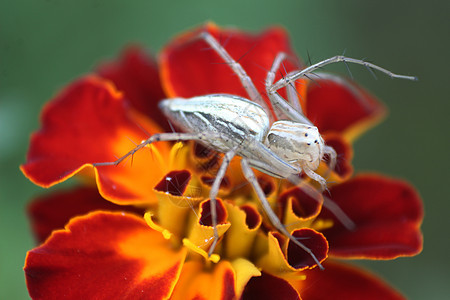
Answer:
299;160;328;191
266;90;313;125
265;52;304;113
241;158;325;270
194;31;271;118
265;52;313;125
269;55;417;94
93;132;213;167
285;76;304;114
207;147;237;256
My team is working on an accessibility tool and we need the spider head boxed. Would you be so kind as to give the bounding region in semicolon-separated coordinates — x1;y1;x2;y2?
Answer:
265;121;325;170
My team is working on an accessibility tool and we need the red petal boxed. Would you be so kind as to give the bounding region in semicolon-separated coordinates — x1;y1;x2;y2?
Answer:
160;23;299;107
286;229;328;270
25;212;186;300
241;272;301;300
321;174;423;259
297;261;404;300
97;46;170;131
20;76;171;204
28;186;145;244
305;75;386;139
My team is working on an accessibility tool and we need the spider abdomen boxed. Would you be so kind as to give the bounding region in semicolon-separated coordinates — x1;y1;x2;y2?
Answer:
159;94;270;153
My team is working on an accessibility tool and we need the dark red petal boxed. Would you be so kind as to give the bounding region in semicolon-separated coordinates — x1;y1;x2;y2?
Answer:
161;23;300;107
241;272;301;300
257;175;276;197
297;261;404;300
25;212;186;300
200;198;228;226
20;76;170;204
305;75;386;139
278;186;323;221
287;229;328;270
97;45;170;130
28;186;145;244
321;174;423;259
240;205;261;230
154;170;192;196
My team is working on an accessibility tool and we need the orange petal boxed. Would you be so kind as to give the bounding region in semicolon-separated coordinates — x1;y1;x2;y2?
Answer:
154;170;204;241
170;260;237;300
258;229;328;276
230;258;261;298
186;198;230;253
224;202;262;259
21;76;171;205
277;185;324;232
25;212;187;299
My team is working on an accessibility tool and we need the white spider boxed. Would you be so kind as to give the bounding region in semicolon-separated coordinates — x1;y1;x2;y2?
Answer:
95;32;416;270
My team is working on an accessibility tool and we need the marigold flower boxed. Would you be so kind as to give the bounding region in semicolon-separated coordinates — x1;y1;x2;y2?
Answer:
22;23;423;299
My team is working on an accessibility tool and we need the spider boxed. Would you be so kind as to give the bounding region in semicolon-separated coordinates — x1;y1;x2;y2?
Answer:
95;32;416;270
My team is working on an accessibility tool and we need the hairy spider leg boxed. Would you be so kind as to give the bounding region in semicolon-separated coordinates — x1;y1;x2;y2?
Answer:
93;132;220;167
265;54;313;126
265;52;311;124
285;72;304;114
268;55;417;95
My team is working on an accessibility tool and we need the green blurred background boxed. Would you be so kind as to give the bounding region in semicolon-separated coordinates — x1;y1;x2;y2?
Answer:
1;0;448;299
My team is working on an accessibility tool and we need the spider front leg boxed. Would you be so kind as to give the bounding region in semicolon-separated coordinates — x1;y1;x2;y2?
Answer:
299;160;327;191
265;52;303;113
265;52;312;125
268;55;417;94
241;158;325;270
